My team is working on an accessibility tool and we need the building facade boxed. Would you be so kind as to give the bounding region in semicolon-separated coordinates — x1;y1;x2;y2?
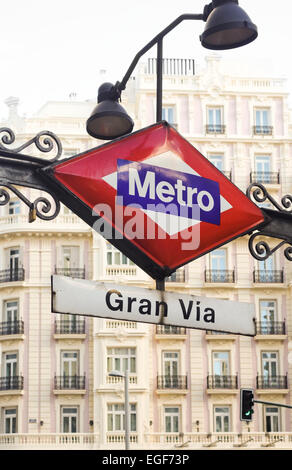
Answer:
0;54;292;449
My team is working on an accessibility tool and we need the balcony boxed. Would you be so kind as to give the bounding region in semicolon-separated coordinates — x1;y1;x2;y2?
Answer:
157;375;188;391
54;375;86;392
253;270;284;283
256;375;288;390
205;269;235;283
255;321;286;336
250;171;280;185
0;375;24;391
207;375;238;390
0;320;24;336
54;267;85;279
156;325;186;335
253;125;273;135
54;319;85;335
0;268;25;283
166;268;185;283
205;124;226;134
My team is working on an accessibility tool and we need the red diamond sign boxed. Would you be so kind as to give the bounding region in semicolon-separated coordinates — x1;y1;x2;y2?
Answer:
42;122;265;279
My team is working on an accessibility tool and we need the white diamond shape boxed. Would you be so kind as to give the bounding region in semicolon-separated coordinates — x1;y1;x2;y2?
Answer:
103;151;232;236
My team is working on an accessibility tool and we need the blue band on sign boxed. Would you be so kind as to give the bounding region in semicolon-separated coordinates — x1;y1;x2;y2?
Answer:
117;159;220;225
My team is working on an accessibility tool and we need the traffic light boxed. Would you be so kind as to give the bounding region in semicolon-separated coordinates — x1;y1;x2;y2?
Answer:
240;388;254;421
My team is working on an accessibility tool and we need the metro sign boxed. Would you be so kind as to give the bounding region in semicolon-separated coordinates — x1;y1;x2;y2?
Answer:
41;122;265;279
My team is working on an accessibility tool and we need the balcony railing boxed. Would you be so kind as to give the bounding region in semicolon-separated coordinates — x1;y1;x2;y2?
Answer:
156;325;186;335
206;124;226;134
207;375;238;389
0;268;25;283
166;269;185;283
2;431;292;449
256;375;288;389
255;321;286;335
0;320;24;336
205;269;235;283
54;375;86;390
0;375;24;391
253;270;284;283
54;267;85;279
253;125;273;135
54;319;86;335
250;171;280;184
157;375;187;390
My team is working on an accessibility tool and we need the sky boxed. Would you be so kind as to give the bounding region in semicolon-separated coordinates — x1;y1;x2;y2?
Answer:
0;0;291;119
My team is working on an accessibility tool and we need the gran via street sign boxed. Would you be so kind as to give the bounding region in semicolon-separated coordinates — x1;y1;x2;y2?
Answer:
52;275;256;336
42;122;265;280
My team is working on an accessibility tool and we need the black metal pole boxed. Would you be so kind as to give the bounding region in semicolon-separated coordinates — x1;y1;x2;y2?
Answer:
254;400;292;410
156;39;163;122
116;13;204;93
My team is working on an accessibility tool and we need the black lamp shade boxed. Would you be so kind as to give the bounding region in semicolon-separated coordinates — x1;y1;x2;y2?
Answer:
86;100;134;140
200;1;258;50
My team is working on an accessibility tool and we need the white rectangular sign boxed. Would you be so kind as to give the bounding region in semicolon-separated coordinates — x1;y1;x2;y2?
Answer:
51;275;256;336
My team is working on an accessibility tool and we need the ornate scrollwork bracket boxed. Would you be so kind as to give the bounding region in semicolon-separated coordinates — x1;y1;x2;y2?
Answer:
0;127;62;162
0;128;62;222
246;183;292;261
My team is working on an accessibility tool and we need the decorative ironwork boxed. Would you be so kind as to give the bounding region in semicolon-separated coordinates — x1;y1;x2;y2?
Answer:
0;320;24;335
247;183;292;262
157;375;188;390
0;268;25;283
205;269;235;283
247;183;292;212
0;375;24;391
256;375;288;390
54;267;86;279
55;319;86;335
255;321;285;335
253;269;284;283
0;127;62;162
0;183;60;222
0;128;62;222
207;375;238;389
54;375;86;390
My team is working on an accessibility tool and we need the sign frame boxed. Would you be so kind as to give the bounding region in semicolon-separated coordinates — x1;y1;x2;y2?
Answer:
41;121;267;281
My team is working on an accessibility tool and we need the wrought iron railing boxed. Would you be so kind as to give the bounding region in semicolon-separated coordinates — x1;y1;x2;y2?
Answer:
255;321;286;335
0;375;24;390
256;375;288;389
206;124;226;134
54;319;86;335
0;320;24;335
250;171;280;184
207;375;238;389
54;375;86;390
156;325;186;335
253;125;273;135
205;269;235;283
166;268;185;283
157;375;187;390
253;270;284;283
0;268;25;283
54;267;85;279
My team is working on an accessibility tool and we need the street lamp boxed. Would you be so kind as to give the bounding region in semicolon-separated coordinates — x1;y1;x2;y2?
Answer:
86;83;134;140
108;370;130;450
86;0;258;139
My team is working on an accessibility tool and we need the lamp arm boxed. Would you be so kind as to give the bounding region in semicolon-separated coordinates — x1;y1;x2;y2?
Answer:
115;13;205;94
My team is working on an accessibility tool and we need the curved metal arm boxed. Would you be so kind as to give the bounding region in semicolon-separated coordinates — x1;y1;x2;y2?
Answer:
246;183;292;262
116;13;204;94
